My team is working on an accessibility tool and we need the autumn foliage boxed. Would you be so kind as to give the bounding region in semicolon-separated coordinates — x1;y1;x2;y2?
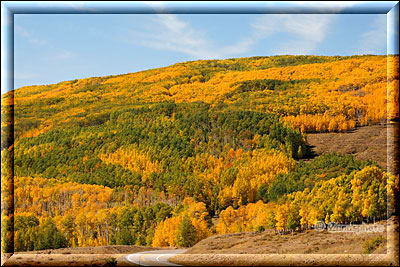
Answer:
217;166;398;234
1;55;398;252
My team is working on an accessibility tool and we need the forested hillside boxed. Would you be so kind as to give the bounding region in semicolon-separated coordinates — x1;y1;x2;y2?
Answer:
1;55;399;251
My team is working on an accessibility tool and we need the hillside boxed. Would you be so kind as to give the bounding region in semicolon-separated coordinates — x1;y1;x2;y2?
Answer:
177;218;392;254
2;55;398;144
1;55;399;254
170;217;398;267
307;124;392;170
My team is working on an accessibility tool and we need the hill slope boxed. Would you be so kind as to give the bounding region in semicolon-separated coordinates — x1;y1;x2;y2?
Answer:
2;55;398;142
1;55;398;253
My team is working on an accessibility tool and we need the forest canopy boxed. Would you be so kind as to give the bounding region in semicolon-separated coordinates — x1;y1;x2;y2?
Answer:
1;54;398;251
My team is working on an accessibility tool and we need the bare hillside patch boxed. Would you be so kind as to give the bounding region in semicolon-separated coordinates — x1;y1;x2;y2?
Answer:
307;124;398;171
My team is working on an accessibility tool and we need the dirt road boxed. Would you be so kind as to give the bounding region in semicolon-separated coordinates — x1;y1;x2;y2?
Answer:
125;249;187;266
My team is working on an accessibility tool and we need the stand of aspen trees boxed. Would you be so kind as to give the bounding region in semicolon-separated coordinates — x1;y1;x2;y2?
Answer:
1;55;398;252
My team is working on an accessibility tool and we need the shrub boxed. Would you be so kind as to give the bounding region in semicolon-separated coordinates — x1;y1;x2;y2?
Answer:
255;225;266;233
362;236;385;254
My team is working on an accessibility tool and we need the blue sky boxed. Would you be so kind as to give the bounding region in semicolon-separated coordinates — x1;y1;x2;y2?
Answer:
10;2;398;90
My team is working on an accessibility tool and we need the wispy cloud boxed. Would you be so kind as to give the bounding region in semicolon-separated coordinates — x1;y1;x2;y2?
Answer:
15;25;47;45
43;50;75;61
358;15;387;54
15;24;76;62
129;14;219;59
127;13;335;59
251;14;334;55
125;1;362;59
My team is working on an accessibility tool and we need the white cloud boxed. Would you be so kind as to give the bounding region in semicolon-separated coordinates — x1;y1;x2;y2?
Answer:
251;14;334;55
15;24;76;61
127;13;335;59
222;38;259;56
129;14;220;59
251;15;335;56
358;15;387;54
15;25;47;45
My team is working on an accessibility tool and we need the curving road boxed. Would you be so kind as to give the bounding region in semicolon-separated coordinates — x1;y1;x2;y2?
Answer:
125;249;186;266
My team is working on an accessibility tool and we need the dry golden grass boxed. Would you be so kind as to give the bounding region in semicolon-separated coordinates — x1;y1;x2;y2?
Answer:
307;124;397;170
181;220;388;255
170;217;398;266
